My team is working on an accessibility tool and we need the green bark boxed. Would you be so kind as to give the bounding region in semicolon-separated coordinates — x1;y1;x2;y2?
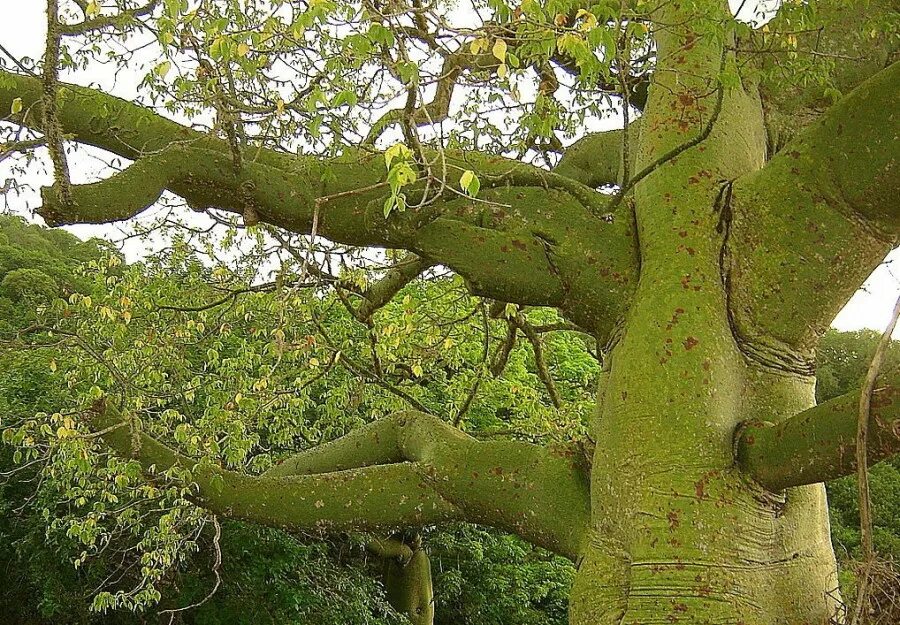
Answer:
738;368;900;491
97;406;590;560
0;69;638;338
4;0;900;621
370;536;434;625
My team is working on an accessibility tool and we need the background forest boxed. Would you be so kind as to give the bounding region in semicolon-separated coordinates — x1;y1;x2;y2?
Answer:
0;216;897;624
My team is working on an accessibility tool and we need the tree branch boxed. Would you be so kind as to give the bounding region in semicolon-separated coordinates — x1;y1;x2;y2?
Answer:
554;120;640;189
728;61;900;365
751;0;898;152
356;255;433;322
90;403;589;560
0;69;639;339
263;412;590;560
88;402;459;533
736;367;900;491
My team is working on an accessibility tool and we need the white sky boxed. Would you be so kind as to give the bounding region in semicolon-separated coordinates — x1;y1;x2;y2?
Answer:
1;1;897;335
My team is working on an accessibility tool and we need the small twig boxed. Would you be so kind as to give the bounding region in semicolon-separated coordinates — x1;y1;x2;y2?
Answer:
160;516;222;624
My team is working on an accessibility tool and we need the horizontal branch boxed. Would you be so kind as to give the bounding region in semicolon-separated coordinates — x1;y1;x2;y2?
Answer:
263;412;590;560
90;403;590;560
89;402;459;532
736;368;900;491
0;69;639;339
727;61;900;365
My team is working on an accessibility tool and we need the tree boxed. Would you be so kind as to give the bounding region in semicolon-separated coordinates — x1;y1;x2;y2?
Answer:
1;0;898;623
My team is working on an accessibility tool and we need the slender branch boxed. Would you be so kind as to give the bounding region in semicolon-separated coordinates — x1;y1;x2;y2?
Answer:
851;294;900;625
516;315;562;409
42;0;72;206
356;255;434;321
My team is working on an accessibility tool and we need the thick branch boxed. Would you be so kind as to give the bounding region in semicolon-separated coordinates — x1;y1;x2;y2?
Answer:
554;119;640;189
0;70;638;337
89;403;459;532
263;412;590;560
753;0;898;151
736;368;900;491
92;404;589;560
728;61;900;364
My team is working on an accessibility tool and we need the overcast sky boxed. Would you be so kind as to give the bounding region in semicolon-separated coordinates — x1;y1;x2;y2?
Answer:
1;1;897;335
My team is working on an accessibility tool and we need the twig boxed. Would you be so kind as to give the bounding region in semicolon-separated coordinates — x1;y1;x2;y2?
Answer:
160;516;222;624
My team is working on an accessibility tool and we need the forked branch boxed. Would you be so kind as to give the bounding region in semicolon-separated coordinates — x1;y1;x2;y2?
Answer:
90;402;590;560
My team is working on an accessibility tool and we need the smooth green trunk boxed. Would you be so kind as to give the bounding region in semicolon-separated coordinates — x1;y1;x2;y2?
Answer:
568;7;843;622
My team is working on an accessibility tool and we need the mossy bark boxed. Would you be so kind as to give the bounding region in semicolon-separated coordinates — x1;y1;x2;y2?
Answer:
569;3;889;623
4;1;900;623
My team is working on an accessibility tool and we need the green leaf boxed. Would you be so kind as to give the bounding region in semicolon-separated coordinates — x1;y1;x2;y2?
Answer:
492;38;507;62
10;97;22;115
460;170;480;197
384;143;412;168
154;60;172;79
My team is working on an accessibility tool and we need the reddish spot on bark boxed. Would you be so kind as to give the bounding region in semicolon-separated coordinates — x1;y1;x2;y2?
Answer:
667;510;680;530
678;229;688;238
500;245;509;253
678;93;695;108
489;466;504;476
695;475;710;500
789;150;801;159
683;337;699;351
511;239;528;251
745;435;755;446
702;359;711;371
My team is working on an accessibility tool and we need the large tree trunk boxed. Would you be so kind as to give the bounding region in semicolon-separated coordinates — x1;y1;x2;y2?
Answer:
569;4;845;621
571;338;842;623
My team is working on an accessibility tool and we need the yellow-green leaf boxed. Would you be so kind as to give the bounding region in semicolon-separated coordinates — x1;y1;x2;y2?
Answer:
492;38;507;62
10;97;22;115
459;170;480;196
154;60;172;78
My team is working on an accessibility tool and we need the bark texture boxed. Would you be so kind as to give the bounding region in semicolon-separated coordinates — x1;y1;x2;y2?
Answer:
3;0;900;622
